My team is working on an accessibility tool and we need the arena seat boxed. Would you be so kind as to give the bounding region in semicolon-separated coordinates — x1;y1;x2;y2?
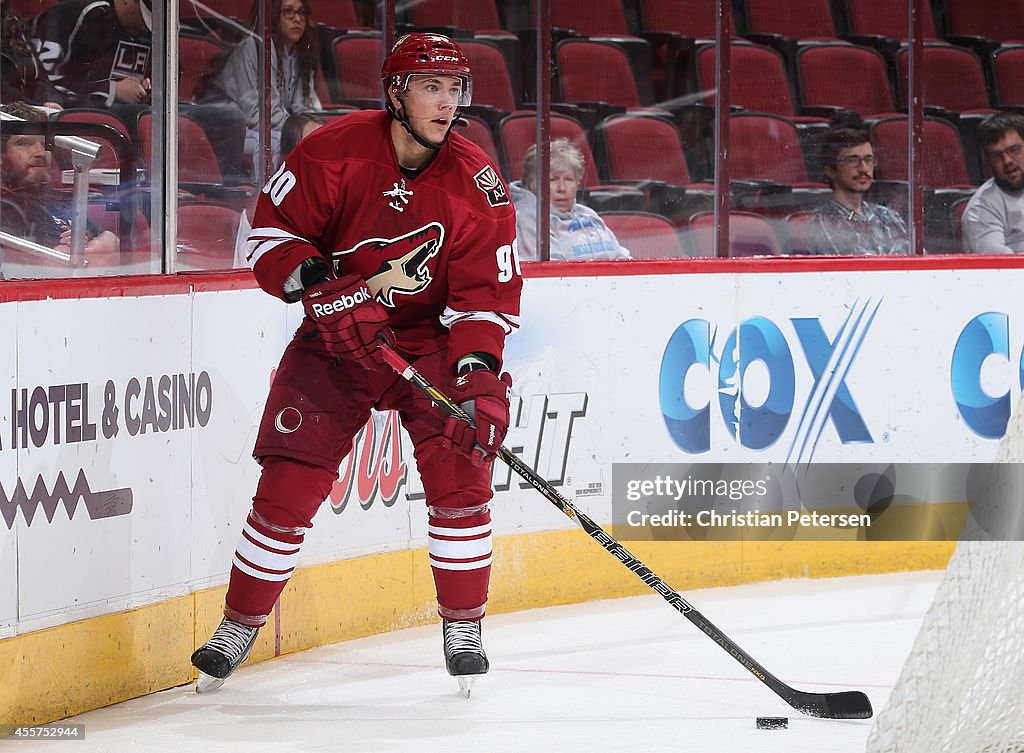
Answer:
51;109;134;171
601;211;687;258
459;39;518;113
695;42;829;128
797;43;899;120
687;211;783;257
596;112;712;219
179;32;225;103
944;0;1024;43
329;32;385;109
992;45;1024;107
138;111;219;184
453;115;502;171
896;45;994;114
555;39;655;110
406;0;507;33
784;210;817;254
844;0;939;41
869;116;973;188
743;0;840;40
637;0;734;100
313;0;360;30
6;0;59;19
639;0;733;38
597;113;696;185
539;0;635;36
180;0;253;27
728;113;825;188
176;200;241;268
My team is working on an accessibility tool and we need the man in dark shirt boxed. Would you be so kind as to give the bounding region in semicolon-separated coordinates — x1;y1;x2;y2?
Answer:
31;0;152;108
1;101;117;254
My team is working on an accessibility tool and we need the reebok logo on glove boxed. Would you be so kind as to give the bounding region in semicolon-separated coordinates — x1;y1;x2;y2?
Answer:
308;286;372;317
301;275;393;368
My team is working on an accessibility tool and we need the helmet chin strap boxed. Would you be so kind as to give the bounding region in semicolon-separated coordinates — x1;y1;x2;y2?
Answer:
387;95;459;152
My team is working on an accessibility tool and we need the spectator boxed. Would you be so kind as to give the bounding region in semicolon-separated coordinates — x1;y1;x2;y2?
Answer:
233;111;325;267
1;0;61;108
0;101;118;255
509;138;630;262
962;113;1024;254
30;0;152;109
195;0;320;166
805;126;909;256
279;111;325;160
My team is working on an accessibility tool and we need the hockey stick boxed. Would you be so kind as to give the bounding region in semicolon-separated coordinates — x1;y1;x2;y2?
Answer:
378;342;873;720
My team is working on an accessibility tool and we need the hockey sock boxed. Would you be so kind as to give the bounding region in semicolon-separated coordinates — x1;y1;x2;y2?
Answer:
428;502;491;620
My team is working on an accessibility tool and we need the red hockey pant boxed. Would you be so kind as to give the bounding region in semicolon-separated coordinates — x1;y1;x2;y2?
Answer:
223;332;494;627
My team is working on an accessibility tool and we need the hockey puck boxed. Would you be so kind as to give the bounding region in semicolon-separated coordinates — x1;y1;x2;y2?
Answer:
756;717;789;730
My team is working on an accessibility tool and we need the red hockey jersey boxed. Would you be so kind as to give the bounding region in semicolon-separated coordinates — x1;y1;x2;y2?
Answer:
246;110;522;371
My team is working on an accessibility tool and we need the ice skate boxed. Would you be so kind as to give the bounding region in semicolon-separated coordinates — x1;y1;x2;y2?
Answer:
191;617;259;693
443;619;489;698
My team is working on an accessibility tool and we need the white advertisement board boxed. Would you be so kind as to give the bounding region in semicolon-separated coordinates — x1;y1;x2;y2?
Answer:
2;265;1021;635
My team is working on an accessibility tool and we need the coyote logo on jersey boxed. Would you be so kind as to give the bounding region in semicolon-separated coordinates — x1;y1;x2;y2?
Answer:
333;223;445;307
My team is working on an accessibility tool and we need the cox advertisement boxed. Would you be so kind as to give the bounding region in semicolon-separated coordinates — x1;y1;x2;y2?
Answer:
654;273;1024;463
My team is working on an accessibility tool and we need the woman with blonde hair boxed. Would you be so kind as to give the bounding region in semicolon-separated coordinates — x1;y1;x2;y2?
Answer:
510;138;630;261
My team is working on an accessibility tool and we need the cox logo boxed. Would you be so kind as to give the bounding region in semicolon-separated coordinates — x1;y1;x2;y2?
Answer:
951;312;1024;439
659;303;879;459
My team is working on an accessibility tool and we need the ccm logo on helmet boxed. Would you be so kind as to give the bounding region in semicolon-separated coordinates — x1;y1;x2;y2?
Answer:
309;286;372;316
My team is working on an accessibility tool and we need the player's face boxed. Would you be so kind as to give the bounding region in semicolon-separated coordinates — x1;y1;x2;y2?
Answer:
2;134;52;189
548;168;579;212
400;75;464;146
986;131;1024;193
277;0;308;47
826;143;876;195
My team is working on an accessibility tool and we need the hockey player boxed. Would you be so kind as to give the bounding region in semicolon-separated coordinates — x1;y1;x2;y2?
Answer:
191;33;522;697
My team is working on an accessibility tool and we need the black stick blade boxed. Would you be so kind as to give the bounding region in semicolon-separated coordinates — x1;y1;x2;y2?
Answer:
789;690;873;719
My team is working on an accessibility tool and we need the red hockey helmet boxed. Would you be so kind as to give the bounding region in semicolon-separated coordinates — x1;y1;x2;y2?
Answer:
381;33;473;108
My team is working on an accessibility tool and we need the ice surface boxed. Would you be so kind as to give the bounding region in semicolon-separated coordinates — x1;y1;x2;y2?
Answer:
16;571;943;753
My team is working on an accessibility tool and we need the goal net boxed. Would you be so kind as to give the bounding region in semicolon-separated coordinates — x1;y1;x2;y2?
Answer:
865;406;1024;753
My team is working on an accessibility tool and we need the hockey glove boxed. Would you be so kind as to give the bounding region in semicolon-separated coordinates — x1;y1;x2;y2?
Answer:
442;369;513;466
302;274;393;367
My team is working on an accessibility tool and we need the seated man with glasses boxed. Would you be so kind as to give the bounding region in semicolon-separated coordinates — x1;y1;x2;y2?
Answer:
962;113;1024;254
805;126;909;256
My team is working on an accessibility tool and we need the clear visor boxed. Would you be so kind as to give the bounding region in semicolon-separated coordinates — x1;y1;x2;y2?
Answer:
400;73;473;108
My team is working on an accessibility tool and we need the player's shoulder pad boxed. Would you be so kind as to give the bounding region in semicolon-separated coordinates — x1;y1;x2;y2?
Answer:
446;130;513;214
